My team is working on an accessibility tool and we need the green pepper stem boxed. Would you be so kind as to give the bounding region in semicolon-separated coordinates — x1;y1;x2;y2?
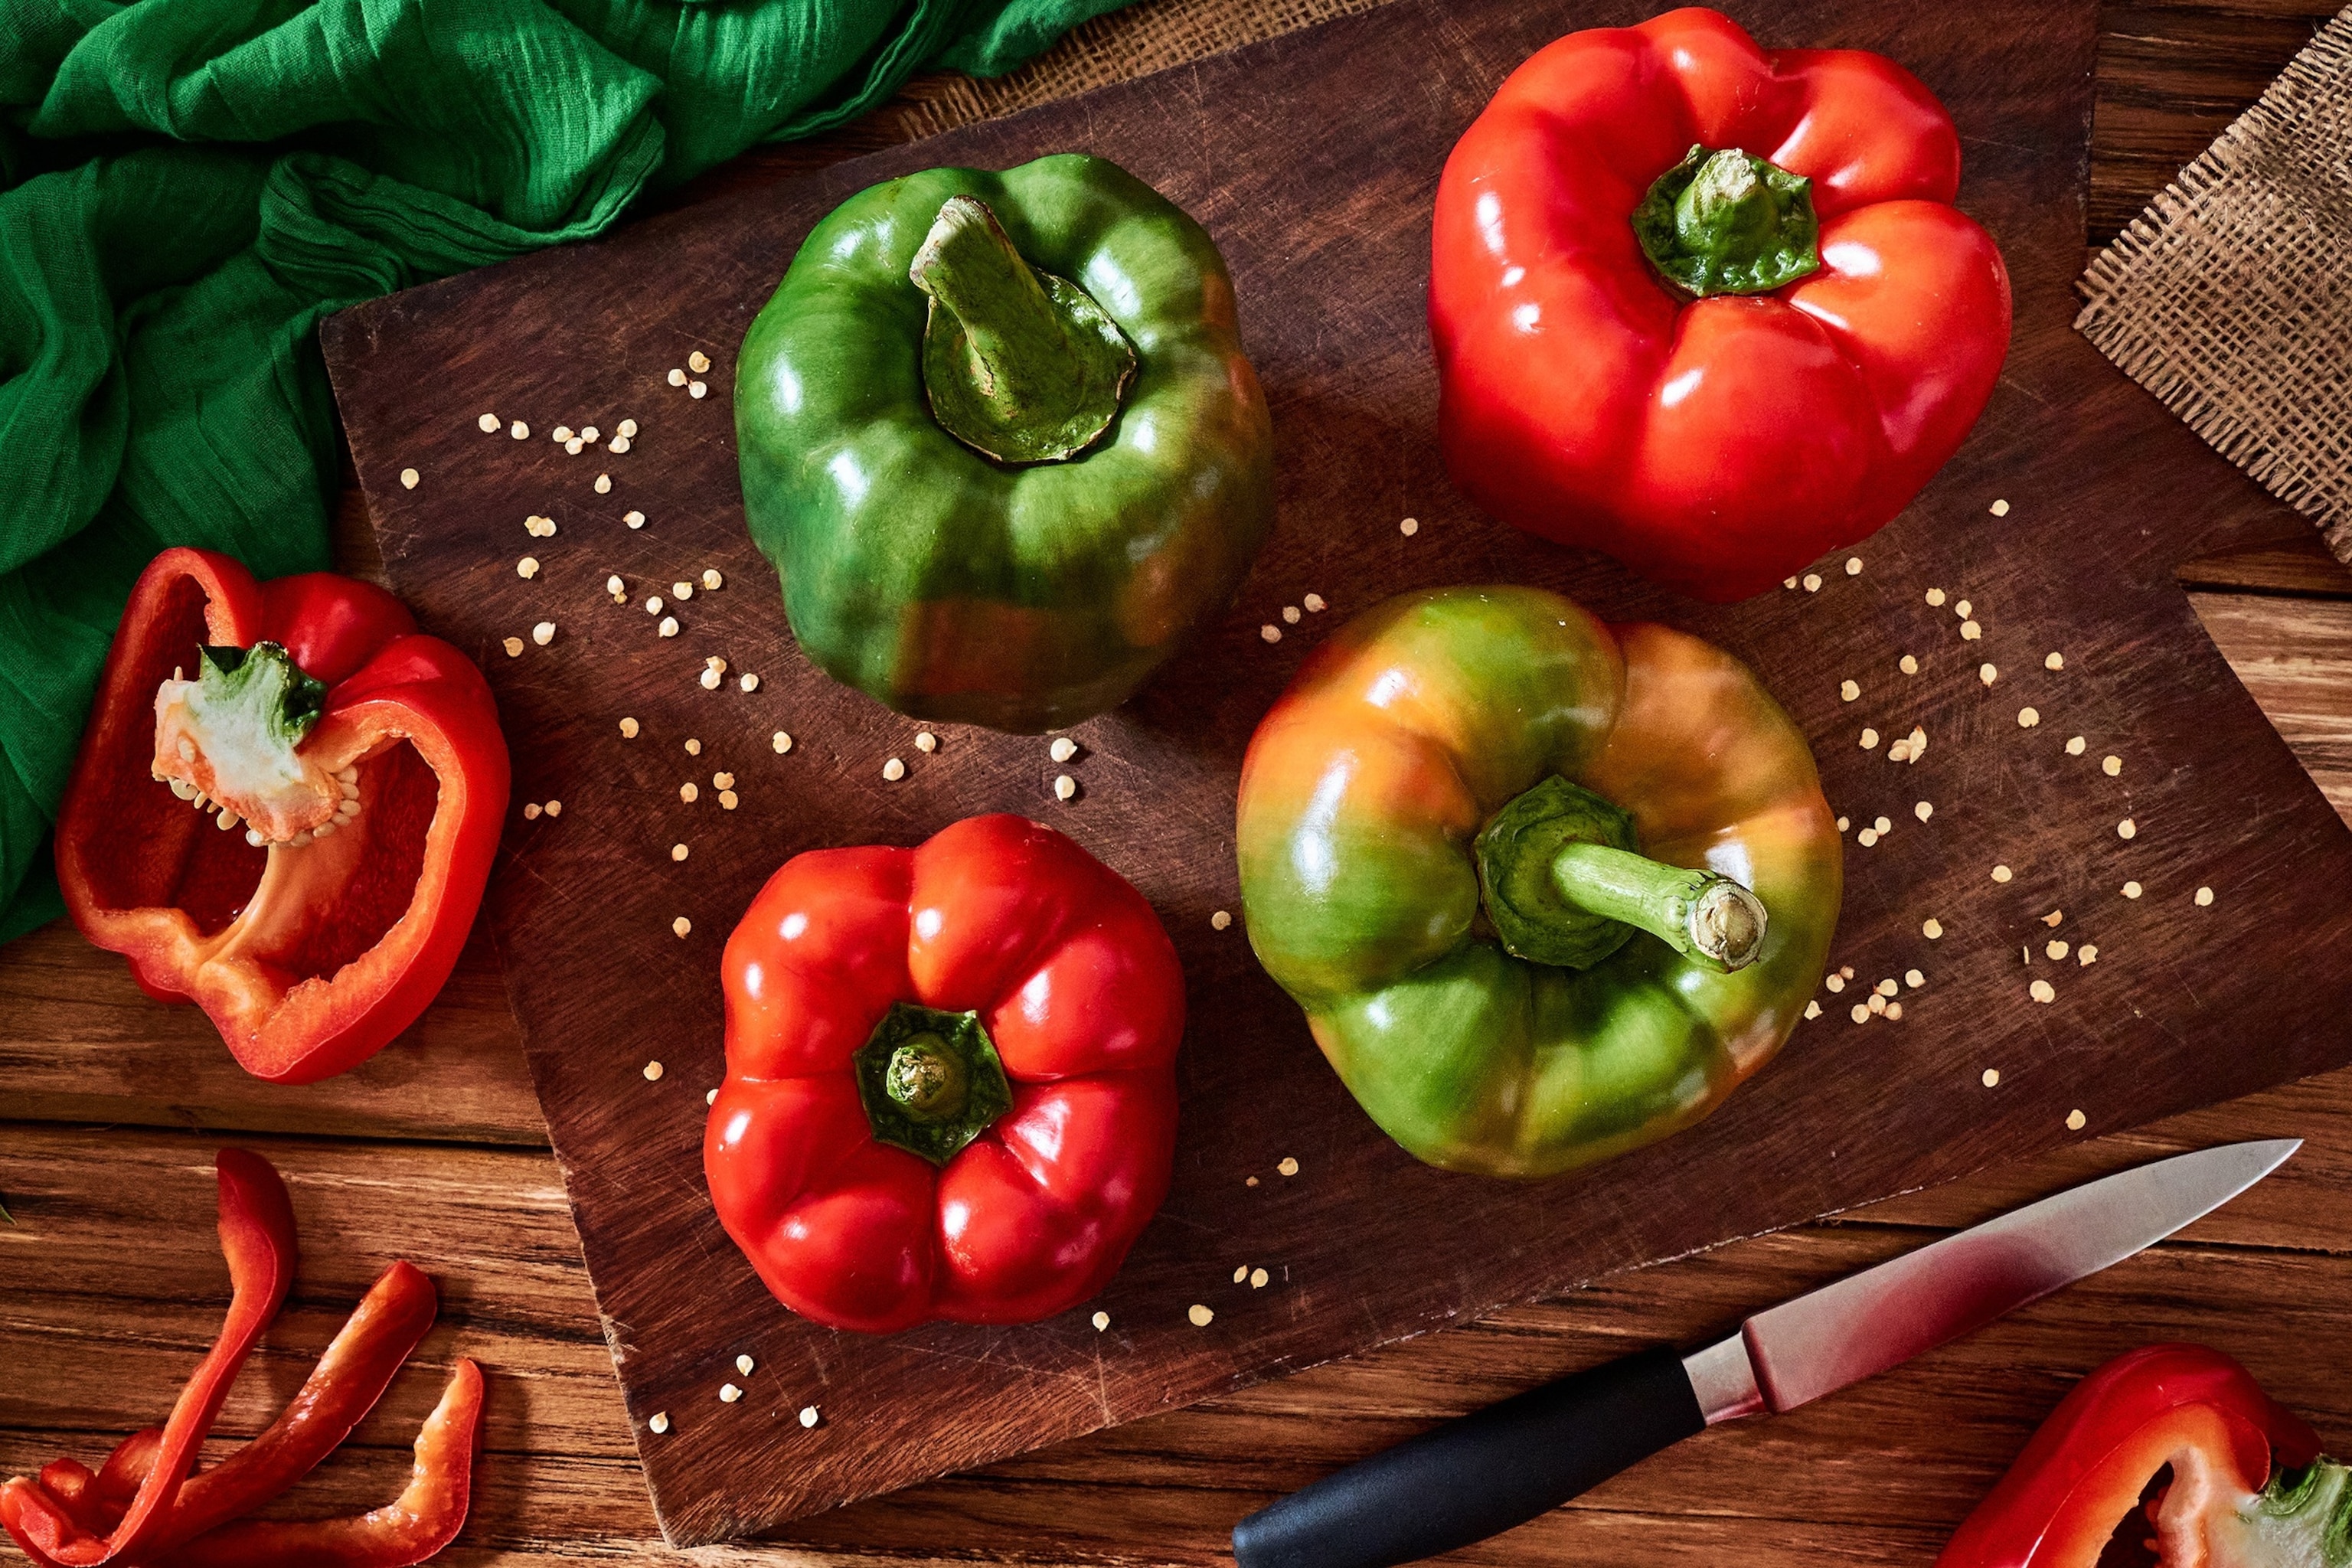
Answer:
909;196;1136;465
1632;144;1821;298
854;1001;1013;1166
884;1034;969;1122
1550;843;1768;972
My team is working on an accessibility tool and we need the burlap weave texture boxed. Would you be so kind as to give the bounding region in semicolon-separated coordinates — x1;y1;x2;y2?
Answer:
2077;8;2352;564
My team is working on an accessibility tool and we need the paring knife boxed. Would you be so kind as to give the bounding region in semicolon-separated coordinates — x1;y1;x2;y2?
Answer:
1231;1138;2300;1568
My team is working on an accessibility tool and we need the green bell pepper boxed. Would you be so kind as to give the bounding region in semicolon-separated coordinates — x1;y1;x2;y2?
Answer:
1234;586;1842;1179
735;154;1276;733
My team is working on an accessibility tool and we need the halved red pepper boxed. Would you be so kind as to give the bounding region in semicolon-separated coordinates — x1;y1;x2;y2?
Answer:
54;547;509;1083
1939;1344;2352;1568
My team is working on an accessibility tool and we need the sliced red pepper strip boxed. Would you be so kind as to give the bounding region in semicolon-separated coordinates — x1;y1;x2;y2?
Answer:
152;1359;484;1568
0;1148;297;1567
90;1434;159;1523
31;1465;106;1539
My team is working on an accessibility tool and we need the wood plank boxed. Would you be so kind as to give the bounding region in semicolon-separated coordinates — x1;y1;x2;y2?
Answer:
312;0;2352;1542
2188;591;2352;819
5;1086;2347;1566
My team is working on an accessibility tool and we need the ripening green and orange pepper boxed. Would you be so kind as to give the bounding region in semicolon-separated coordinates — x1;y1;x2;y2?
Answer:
1235;586;1840;1178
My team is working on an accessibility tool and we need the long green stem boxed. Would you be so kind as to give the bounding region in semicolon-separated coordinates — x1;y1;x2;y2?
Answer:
1550;843;1767;972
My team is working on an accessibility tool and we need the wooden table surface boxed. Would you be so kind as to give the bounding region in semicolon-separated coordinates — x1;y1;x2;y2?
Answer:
6;2;2352;1564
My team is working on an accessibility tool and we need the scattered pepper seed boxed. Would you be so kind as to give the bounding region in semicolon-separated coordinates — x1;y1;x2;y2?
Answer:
673;581;694;600
1260;624;1282;643
1187;1304;1214;1327
736;1354;754;1376
688;381;708;400
648;1412;670;1434
1232;1264;1248;1285
1979;662;1998;686
659;616;678;638
531;621;555;646
1826;974;1847;993
1873;815;1891;835
1804;1000;1821;1019
2066;736;2086;756
1277;1156;1300;1176
707;1087;719;1106
2195;885;2214;906
595;473;612;495
626;510;646;529
2102;755;2122;776
1841;965;1855;980
619;717;639;738
719;790;738;810
1884;1001;1904;1021
566;437;586;456
2079;945;2099;965
688;350;712;374
523;802;542;821
771;731;792;753
1093;1312;1111;1331
2045;652;2065;671
1856;827;1880;847
1049;737;1079;763
671;843;688;862
720;1383;741;1403
799;1406;819;1429
1961;621;1982;641
647;596;665;615
2047;939;2069;960
702;569;723;592
1923;919;1943;939
699;668;721;690
1860;727;1880;749
1899;655;1919;675
685;738;701;756
680;782;698;802
1053;773;1078;802
1211;910;1233;930
1840;679;1860;702
2018;707;2040;728
1246;1176;1259;1187
644;1060;664;1080
620;420;638;439
1282;605;1302;624
502;636;524;658
2043;910;2064;927
1983;1068;2001;1086
1844;557;1862;576
2117;818;2137;840
1904;969;1925;988
1990;498;2011;517
582;426;599;443
1926;588;1946;607
1851;1002;1871;1024
553;426;573;443
1400;517;1419;537
510;420;530;440
1955;599;1973;619
544;801;561;818
2030;979;2056;1004
1785;577;1799;590
1803;573;1823;593
400;467;420;489
1915;801;1933;822
667;368;687;387
672;916;691;938
1304;593;1326;612
882;757;906;781
478;413;500;433
609;436;631;454
1887;739;1912;762
2066;1109;2087;1131
714;772;734;789
2122;881;2142;898
1251;1267;1270;1289
1876;978;1899;998
606;575;625;599
1836;816;1850;832
1991;864;2012;883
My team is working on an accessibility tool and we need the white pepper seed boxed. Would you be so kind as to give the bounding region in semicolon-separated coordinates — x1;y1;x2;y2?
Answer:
1955;599;1973;619
659;616;678;638
2066;736;2086;756
685;739;701;755
1860;728;1880;749
2102;755;2122;776
619;717;639;738
1857;828;1880;847
539;800;559;817
2194;886;2214;906
1825;975;1846;993
772;731;792;753
718;789;738;810
1961;621;1981;640
2117;818;2137;840
644;1060;664;1080
1923;919;1943;939
700;668;721;690
1979;662;1998;685
667;368;687;387
1991;864;2012;883
1188;1305;1214;1327
1983;1068;2002;1086
737;1354;754;1376
1054;773;1077;801
713;773;733;789
1282;605;1301;624
1914;800;1932;822
566;437;585;456
1926;588;1946;606
673;582;694;599
702;569;723;590
1803;573;1822;593
649;1412;670;1434
2030;979;2055;1004
626;510;646;529
1840;679;1860;701
2066;1109;2087;1131
2122;881;2142;899
688;351;712;374
1211;910;1233;930
1049;737;1078;763
606;574;625;597
1899;655;1919;675
531;621;554;646
1400;517;1419;537
740;673;759;692
523;803;541;820
1279;1156;1300;1176
672;916;691;937
680;782;698;802
478;413;500;433
647;596;664;614
609;436;630;454
1303;593;1326;612
671;843;688;862
2079;945;2099;965
2047;939;2069;960
581;426;599;443
1250;1267;1269;1289
1804;1000;1821;1019
1851;1003;1871;1024
594;473;612;495
2045;652;2065;671
914;733;937;753
619;420;638;439
502;636;524;658
1261;624;1281;643
1785;577;1799;590
799;1406;819;1429
1990;498;2011;517
518;557;539;579
1905;969;1925;988
688;380;708;399
1873;816;1891;834
720;1384;741;1403
510;420;529;439
400;467;420;489
1844;557;1862;576
1884;1001;1903;1021
882;757;906;781
2018;707;2040;728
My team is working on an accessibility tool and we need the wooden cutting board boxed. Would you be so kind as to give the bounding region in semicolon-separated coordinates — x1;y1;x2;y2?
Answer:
319;0;2352;1547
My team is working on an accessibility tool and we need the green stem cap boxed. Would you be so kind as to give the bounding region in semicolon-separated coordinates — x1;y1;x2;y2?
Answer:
1632;144;1821;297
854;1001;1014;1165
909;194;1137;465
1475;776;1769;973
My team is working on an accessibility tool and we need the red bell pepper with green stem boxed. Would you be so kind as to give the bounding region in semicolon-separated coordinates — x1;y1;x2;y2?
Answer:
1429;7;2011;602
1940;1344;2351;1568
53;547;509;1083
705;814;1184;1333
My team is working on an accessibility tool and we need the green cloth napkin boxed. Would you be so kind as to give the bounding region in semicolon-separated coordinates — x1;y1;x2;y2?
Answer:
0;0;1128;943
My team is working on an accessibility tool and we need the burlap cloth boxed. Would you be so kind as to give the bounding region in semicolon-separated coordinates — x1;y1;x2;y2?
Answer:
2077;8;2352;564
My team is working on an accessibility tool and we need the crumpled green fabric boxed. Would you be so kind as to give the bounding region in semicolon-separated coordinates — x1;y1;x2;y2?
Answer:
0;0;1129;942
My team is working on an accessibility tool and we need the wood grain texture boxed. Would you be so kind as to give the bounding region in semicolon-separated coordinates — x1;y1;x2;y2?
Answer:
312;0;2352;1546
7;2;2352;1566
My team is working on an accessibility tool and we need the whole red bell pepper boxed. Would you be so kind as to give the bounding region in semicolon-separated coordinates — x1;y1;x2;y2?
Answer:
1939;1344;2351;1568
706;814;1184;1334
54;547;509;1083
1429;7;2011;602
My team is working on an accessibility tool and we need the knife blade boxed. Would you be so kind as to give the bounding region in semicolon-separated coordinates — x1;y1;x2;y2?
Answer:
1230;1139;2299;1568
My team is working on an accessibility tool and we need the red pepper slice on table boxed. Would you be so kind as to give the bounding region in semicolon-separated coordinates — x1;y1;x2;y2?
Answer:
1939;1344;2352;1568
0;1151;483;1568
1429;7;2011;601
706;814;1184;1333
54;547;509;1083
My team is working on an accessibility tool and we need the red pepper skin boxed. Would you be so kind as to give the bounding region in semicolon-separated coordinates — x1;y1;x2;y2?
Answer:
0;1148;299;1568
54;547;510;1083
706;815;1184;1334
1429;8;2011;602
151;1360;484;1568
1938;1345;2322;1568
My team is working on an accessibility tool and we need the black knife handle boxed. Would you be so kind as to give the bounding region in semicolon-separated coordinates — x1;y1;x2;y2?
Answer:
1230;1345;1705;1568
